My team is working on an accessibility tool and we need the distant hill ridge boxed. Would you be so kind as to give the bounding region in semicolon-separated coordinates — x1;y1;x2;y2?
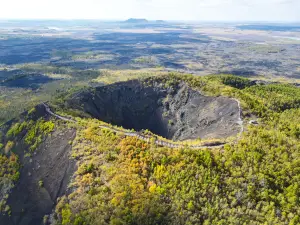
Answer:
124;18;148;23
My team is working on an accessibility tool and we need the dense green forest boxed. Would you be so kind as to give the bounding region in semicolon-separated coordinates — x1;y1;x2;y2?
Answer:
0;74;299;224
51;74;300;225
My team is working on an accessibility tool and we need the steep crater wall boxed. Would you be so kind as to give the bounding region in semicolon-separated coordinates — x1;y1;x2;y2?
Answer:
0;106;76;225
68;80;241;140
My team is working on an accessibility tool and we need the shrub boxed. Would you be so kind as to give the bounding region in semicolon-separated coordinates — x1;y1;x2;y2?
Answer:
38;180;44;188
25;119;55;151
220;75;253;89
28;107;36;115
6;121;27;138
4;141;14;154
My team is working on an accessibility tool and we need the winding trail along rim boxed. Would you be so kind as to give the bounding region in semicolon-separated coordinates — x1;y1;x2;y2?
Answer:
42;100;243;149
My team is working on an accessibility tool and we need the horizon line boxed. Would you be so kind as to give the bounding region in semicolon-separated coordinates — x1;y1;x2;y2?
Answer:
0;18;299;24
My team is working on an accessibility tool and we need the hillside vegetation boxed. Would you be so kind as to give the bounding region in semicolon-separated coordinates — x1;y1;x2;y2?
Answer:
0;74;299;225
51;74;300;225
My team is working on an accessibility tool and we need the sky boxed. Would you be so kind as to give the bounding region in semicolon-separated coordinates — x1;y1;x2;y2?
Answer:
0;0;299;22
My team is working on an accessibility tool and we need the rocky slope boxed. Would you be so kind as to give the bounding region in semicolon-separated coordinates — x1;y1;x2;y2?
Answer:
0;105;76;225
67;79;241;140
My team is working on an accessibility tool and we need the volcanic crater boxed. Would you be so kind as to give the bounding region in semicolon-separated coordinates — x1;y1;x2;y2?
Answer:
67;79;242;140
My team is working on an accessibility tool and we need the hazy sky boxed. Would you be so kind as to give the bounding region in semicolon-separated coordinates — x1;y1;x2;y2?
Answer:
1;0;299;22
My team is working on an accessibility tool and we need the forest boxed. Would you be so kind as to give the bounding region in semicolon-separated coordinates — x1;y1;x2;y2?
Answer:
0;74;299;224
48;74;300;225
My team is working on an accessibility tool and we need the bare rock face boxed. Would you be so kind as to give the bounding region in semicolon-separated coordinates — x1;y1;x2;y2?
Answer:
0;106;76;225
6;130;76;225
68;80;241;140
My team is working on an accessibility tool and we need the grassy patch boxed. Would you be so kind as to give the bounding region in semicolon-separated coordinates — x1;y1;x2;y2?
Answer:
25;119;55;152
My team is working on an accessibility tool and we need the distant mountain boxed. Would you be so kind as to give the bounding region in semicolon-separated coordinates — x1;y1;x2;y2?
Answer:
124;18;148;23
155;20;165;23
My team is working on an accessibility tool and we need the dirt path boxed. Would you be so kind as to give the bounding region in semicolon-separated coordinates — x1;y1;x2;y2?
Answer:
98;125;226;149
43;101;243;149
42;102;76;123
